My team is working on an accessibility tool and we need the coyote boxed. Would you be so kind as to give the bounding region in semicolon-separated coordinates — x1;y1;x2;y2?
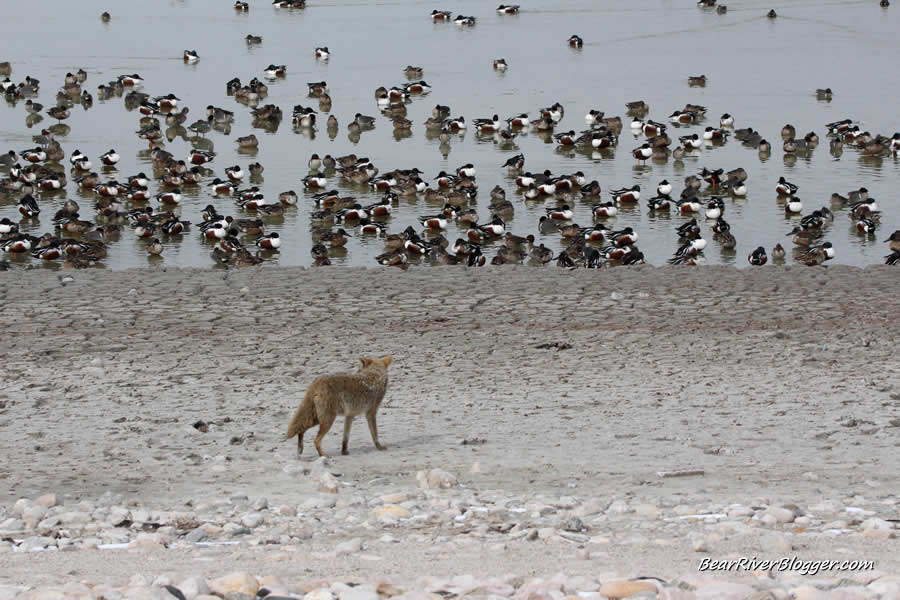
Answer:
286;355;392;457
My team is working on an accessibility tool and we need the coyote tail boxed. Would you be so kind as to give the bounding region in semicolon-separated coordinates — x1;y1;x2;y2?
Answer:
286;388;318;439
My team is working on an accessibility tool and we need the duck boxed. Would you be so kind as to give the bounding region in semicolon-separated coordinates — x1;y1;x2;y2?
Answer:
546;205;573;220
246;34;263;45
610;184;640;203
885;251;900;265
225;165;245;181
884;231;900;252
748;246;767;265
647;194;672;211
786;226;823;246
775;176;798;196
183;50;199;63
705;198;724;220
431;9;452;20
632;143;652;162
497;4;520;14
315;47;330;60
609;227;639;247
527;237;554;263
453;15;476;25
17;194;41;217
568;35;583;48
785;197;803;214
265;64;287;78
720;113;734;127
475;115;502;133
493;59;508;71
592;202;618;218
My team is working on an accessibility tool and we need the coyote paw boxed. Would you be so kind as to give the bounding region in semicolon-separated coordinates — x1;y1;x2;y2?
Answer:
341;448;350;456
375;443;387;451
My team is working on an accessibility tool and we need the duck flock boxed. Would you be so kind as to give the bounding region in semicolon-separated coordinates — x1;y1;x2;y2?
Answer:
1;1;899;271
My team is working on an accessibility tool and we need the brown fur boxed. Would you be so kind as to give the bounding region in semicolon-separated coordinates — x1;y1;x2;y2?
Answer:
286;355;392;457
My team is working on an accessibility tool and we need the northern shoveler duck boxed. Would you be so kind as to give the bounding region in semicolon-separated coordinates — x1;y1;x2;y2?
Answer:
404;66;424;78
0;217;18;235
505;113;529;129
767;9;777;18
418;213;448;230
609;227;639;247
647;194;672;211
580;181;602;198
315;47;329;60
225;165;245;181
454;15;476;25
786;226;822;246
546;204;573;220
431;10;452;20
705;198;724;219
626;100;649;114
703;127;728;141
688;75;707;86
781;123;796;139
610;184;640;203
632;143;652;162
183;50;199;63
679;133;702;149
856;217;878;234
670;110;696;125
156;189;182;205
493;59;508;71
18;194;40;217
246;34;262;45
748;246;767;265
405;80;431;95
655;179;672;196
1;234;34;254
255;232;282;250
48;106;71;121
501;153;525;172
38;175;63;191
719;113;734;127
20;147;47;163
497;4;520;14
568;35;583;48
885;250;900;265
101;149;120;166
265;64;287;78
771;243;786;260
785;197;803;213
775;176;798;196
591;202;619;219
884;230;900;252
642;120;666;137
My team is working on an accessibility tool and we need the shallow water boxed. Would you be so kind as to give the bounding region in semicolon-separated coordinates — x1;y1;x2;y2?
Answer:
0;0;898;269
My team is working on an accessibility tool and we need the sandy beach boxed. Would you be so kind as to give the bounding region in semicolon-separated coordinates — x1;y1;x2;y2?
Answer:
1;265;898;598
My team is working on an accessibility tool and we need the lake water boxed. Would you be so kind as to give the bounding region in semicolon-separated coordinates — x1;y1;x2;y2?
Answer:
1;0;898;269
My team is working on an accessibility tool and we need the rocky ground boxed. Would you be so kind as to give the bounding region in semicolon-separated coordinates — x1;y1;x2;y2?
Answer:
0;265;898;599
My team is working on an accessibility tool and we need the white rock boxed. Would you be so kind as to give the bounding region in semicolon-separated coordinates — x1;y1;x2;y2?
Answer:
331;583;378;600
759;531;792;554
860;518;892;531
35;494;57;508
304;588;335;600
178;576;210;600
252;497;268;510
241;512;265;528
764;507;796;524
335;537;363;555
417;469;458;489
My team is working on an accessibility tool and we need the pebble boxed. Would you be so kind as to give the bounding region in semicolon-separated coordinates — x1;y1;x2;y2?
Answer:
417;469;458;489
208;573;259;597
759;531;792;554
241;512;264;528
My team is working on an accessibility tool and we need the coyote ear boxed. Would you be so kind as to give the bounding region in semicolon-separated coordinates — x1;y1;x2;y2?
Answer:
360;356;373;368
381;355;393;367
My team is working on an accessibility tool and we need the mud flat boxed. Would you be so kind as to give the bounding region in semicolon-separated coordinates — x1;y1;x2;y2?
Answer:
0;266;898;597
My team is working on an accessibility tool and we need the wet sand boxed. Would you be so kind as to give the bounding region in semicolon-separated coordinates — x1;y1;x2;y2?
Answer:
1;265;898;590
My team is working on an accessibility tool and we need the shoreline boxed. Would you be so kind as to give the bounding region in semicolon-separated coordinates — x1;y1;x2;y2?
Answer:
1;265;897;595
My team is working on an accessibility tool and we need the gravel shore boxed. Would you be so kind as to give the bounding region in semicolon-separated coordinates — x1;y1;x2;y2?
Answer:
1;265;897;598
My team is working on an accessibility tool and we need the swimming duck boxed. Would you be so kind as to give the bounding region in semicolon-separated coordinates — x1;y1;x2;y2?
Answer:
100;149;119;166
647;194;672;211
767;9;777;18
315;47;330;60
183;50;199;63
454;15;476;25
497;4;520;14
265;64;287;78
748;246;767;265
431;9;452;20
568;35;583;48
775;176;798;196
475;115;502;133
610;184;640;203
786;226;822;246
493;59;508;71
632;143;652;162
785;197;803;213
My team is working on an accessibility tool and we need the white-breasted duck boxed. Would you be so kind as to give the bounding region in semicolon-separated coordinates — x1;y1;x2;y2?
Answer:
775;176;798;196
610;184;641;203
